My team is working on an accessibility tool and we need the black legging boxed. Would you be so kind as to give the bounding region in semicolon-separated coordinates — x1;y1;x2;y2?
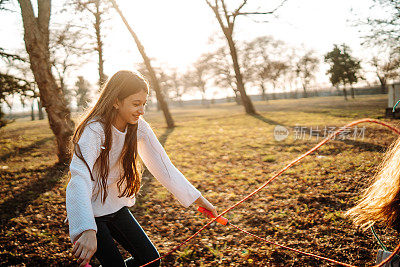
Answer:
93;206;161;267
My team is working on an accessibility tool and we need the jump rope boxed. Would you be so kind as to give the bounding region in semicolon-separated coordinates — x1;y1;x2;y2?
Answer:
75;116;400;267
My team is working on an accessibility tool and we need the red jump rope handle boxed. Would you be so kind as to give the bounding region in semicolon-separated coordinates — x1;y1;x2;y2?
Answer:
197;206;228;225
73;240;92;267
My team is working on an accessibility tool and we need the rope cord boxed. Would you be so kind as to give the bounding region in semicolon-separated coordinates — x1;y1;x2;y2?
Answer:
393;100;400;112
371;226;389;252
228;222;356;267
139;118;400;267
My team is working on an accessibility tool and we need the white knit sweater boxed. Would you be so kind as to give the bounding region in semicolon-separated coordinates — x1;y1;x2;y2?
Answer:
65;116;202;244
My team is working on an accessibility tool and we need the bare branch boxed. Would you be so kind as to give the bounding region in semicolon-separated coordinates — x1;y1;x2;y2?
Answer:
233;0;248;16
220;0;229;21
236;0;288;16
237;11;273;15
0;48;27;63
0;0;13;11
205;0;230;35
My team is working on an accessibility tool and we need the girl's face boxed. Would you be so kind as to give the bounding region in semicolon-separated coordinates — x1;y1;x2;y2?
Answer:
113;90;148;125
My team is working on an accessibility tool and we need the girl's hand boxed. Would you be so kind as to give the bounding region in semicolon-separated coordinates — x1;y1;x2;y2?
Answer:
72;229;97;267
194;195;219;217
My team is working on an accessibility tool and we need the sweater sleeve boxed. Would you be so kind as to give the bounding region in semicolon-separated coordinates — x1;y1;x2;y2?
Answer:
65;122;103;244
137;117;202;208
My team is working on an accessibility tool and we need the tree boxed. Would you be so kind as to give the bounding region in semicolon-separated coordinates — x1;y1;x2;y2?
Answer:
50;21;91;107
204;0;288;114
168;69;188;106
185;53;214;108
157;67;188;107
17;0;75;165
355;0;400;52
207;45;242;105
67;0;113;88
157;70;174;104
0;48;43;122
0;73;32;127
268;61;290;100
74;76;91;112
324;44;362;100
370;50;400;93
351;0;400;91
242;36;290;101
2;47;46;120
295;50;320;98
282;48;301;99
109;0;175;128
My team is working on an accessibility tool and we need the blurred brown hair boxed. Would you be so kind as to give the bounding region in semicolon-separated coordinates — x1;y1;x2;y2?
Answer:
346;136;400;230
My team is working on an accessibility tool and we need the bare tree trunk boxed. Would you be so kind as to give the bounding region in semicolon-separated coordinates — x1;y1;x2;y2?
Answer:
205;0;256;114
72;0;108;89
31;99;35;121
260;82;267;101
234;90;242;105
0;107;5;128
38;98;44;120
343;87;348;101
378;75;387;93
18;0;75;165
202;94;210;108
109;0;175;128
200;86;210;108
94;0;106;87
302;84;308;98
226;36;256;114
271;83;277;100
350;86;355;99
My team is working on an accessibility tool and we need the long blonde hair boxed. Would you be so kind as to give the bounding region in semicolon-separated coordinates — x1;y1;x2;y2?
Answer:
69;70;149;204
346;136;400;229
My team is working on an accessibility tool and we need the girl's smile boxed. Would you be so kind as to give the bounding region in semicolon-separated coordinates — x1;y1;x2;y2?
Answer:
113;90;148;132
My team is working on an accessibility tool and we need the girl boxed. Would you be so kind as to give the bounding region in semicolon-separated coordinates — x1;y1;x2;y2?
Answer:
65;70;218;267
346;136;400;233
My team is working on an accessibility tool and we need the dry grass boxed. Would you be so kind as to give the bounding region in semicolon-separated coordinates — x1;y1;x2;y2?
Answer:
1;94;399;266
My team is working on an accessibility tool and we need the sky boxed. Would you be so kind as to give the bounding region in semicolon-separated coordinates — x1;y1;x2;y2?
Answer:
0;0;386;112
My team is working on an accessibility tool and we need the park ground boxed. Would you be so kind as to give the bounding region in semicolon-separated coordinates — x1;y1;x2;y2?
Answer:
1;94;400;266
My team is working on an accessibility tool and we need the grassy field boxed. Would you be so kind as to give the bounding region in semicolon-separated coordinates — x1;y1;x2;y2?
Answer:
1;94;400;266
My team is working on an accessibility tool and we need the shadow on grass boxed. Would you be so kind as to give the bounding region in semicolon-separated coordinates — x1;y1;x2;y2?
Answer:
0;124;46;136
0;127;176;220
341;139;386;153
0;136;54;162
0;163;67;225
249;113;287;126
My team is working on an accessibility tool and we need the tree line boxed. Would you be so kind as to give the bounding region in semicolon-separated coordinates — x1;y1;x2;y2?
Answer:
0;0;399;165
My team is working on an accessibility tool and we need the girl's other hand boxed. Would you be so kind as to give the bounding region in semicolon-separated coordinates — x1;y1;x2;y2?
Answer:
194;195;219;217
72;229;97;267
